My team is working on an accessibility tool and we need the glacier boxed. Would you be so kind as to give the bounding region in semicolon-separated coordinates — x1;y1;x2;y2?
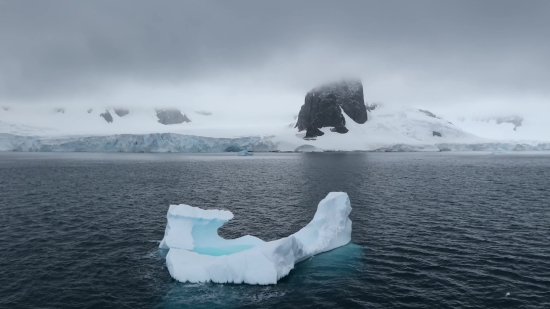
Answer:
0;133;276;153
2;132;550;153
159;192;352;285
2;104;550;152
435;142;550;152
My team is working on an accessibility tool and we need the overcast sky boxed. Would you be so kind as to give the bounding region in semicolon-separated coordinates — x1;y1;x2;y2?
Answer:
1;0;549;117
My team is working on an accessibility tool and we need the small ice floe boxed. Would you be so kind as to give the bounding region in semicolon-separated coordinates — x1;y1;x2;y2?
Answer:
505;292;510;297
238;150;254;156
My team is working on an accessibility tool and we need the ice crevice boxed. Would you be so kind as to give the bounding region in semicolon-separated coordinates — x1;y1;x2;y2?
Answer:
159;192;353;285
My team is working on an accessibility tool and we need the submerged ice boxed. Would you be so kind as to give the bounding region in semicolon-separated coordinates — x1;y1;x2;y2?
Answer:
159;192;352;284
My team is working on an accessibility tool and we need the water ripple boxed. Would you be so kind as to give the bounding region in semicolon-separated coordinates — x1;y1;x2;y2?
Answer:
0;152;549;308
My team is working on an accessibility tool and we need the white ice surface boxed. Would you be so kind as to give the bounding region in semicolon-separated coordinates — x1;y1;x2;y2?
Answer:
159;192;352;284
2;104;549;152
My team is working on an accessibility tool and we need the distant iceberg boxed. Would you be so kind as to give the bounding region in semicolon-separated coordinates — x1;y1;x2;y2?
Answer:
159;192;352;284
237;150;254;156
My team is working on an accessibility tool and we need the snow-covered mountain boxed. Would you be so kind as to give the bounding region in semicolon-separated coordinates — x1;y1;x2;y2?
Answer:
1;103;549;152
275;105;550;152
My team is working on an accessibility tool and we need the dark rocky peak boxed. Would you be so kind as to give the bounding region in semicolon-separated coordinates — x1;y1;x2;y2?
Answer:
114;108;129;117
295;79;367;138
156;109;191;125
309;79;368;124
100;110;113;123
87;109;93;114
433;131;442;137
55;108;65;114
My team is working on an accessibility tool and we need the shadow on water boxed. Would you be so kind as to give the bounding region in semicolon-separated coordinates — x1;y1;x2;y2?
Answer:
160;243;364;309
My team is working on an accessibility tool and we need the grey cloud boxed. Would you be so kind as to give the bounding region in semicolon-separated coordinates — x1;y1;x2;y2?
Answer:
0;0;549;111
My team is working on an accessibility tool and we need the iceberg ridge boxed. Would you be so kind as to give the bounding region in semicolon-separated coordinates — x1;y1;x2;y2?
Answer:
159;192;352;284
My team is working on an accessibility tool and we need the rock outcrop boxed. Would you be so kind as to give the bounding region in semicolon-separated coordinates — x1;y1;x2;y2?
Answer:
295;79;367;138
100;110;113;123
156;109;191;125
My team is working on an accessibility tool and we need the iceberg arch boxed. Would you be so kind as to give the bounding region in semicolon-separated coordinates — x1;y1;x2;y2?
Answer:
159;192;352;285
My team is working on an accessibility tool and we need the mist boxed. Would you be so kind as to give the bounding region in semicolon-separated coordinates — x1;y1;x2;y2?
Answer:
1;0;549;124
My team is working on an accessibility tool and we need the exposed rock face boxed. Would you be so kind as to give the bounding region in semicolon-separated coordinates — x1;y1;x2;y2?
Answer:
433;131;442;137
55;108;65;114
114;108;129;117
100;110;113;123
331;125;349;134
305;127;325;139
87;109;93;114
295;79;367;138
156;109;191;125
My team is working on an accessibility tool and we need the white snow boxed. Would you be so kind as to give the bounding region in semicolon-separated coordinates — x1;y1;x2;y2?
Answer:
159;192;352;284
272;106;494;152
1;103;549;152
437;102;550;142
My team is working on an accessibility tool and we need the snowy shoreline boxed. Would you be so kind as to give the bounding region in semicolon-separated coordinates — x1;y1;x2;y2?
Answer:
2;133;550;153
2;104;549;153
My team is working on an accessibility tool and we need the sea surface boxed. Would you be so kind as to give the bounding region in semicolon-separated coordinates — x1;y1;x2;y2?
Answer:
1;152;549;309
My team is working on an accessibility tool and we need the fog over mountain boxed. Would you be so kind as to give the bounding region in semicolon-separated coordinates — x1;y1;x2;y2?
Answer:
1;0;549;141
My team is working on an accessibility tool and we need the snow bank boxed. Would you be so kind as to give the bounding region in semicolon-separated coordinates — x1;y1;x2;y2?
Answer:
159;192;352;284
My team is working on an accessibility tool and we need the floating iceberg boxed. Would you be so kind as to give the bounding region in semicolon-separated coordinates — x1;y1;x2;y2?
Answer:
237;150;254;156
159;192;352;284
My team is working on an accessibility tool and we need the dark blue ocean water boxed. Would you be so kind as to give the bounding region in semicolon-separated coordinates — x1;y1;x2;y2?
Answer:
0;152;549;309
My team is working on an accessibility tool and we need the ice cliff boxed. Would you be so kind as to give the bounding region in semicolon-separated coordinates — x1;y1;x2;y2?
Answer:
2;103;549;152
0;133;276;152
159;192;353;284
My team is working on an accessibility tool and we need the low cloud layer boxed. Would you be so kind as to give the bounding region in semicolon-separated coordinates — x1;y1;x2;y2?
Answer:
1;0;549;118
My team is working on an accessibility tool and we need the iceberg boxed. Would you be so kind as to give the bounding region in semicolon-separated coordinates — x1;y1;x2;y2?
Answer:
159;192;352;285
